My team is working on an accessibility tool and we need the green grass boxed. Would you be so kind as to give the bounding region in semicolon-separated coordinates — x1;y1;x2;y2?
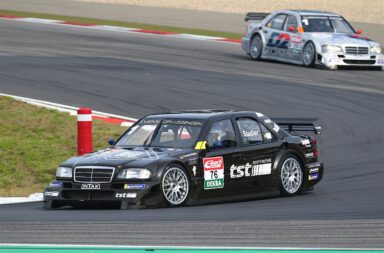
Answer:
0;97;124;196
0;9;243;40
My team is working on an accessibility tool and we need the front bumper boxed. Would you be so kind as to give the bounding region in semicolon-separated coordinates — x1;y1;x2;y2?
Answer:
320;53;384;69
43;180;161;209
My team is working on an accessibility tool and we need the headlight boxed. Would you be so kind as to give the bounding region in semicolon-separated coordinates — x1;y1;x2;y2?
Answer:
322;45;343;53
117;168;151;179
370;46;381;54
56;167;72;178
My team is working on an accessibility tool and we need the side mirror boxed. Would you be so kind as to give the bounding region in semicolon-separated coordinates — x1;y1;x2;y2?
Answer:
108;139;115;146
289;26;296;32
356;29;363;35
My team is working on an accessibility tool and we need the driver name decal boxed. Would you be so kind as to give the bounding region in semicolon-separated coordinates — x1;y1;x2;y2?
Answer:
203;156;224;190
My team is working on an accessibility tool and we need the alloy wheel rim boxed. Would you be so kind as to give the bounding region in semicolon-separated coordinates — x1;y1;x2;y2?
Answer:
251;38;261;58
303;44;314;65
162;167;189;205
281;158;302;194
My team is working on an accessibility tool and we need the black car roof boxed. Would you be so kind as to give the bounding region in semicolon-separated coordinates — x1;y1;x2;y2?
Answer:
144;110;259;120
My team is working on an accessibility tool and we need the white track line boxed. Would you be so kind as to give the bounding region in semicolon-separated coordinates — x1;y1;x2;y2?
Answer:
0;243;382;251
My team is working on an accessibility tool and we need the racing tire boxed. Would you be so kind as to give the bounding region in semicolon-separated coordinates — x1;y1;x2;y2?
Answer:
161;164;190;207
277;155;304;197
249;35;263;60
302;41;316;67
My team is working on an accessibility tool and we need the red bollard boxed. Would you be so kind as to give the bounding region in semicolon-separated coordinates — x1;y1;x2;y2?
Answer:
77;108;93;155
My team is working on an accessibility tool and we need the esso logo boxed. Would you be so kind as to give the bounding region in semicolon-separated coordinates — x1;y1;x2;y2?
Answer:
203;157;224;170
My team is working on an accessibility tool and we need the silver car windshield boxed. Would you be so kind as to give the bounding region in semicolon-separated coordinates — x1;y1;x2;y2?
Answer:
115;119;204;148
301;16;355;33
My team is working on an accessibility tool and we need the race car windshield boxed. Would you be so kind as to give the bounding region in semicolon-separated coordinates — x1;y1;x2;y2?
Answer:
115;119;204;148
301;16;355;33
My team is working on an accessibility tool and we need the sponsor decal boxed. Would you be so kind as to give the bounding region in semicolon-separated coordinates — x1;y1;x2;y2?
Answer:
116;192;137;198
292;35;302;44
264;132;272;140
124;184;146;190
309;168;319;174
45;191;59;197
139;119;161;125
305;152;314;158
49;181;63;188
230;159;272;178
301;139;310;145
179;152;198;159
192;166;197;176
195;141;207;150
272;123;280;132
162;120;204;126
264;119;272;124
203;156;224;190
308;173;319;181
81;183;100;190
267;32;291;49
242;129;260;138
255;112;264;117
307;162;322;168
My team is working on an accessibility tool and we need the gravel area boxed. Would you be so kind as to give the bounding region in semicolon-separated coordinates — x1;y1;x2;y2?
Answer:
78;0;383;24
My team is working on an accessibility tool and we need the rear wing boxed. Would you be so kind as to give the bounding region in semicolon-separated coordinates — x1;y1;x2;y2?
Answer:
244;12;269;22
271;118;322;134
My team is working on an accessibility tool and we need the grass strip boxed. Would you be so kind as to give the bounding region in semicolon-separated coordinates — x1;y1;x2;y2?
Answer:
0;96;124;196
0;9;243;39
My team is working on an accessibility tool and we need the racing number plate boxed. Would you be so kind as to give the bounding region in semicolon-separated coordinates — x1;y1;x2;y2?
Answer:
203;156;224;190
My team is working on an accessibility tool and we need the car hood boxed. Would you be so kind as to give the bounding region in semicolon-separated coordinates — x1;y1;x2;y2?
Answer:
61;147;191;168
308;33;378;46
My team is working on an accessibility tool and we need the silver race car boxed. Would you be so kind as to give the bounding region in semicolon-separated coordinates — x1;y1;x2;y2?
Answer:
241;10;384;70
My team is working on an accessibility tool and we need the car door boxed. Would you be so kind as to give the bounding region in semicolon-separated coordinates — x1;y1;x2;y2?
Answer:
264;13;290;60
232;117;282;194
200;118;243;197
283;14;303;62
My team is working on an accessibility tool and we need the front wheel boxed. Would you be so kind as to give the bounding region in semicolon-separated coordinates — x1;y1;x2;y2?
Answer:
278;155;303;197
250;35;263;60
161;165;190;207
302;42;316;67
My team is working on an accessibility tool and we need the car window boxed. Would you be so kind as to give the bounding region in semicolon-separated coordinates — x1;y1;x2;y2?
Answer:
268;14;287;30
236;118;263;145
260;123;277;142
207;119;237;150
301;16;333;32
330;18;354;33
284;15;298;31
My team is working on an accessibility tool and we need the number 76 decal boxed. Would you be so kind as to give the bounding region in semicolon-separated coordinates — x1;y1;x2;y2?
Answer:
267;32;291;49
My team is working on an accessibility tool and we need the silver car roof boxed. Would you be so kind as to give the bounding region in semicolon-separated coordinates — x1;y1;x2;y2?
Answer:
282;9;340;17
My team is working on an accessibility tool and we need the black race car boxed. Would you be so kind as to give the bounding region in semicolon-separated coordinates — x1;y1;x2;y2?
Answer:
44;110;324;209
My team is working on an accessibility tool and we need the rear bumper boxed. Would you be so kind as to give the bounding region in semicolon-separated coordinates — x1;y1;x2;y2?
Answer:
303;161;324;189
43;180;161;208
320;53;384;69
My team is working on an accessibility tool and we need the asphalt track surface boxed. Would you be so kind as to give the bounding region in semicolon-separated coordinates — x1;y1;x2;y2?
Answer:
0;20;384;248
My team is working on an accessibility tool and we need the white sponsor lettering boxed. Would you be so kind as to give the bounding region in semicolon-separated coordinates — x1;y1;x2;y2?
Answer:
116;192;137;198
45;191;59;197
81;184;101;189
309;168;319;173
204;159;222;169
230;160;272;178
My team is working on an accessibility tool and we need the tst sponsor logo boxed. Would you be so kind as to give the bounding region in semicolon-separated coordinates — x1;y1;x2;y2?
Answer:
230;159;272;178
81;183;100;190
116;192;137;198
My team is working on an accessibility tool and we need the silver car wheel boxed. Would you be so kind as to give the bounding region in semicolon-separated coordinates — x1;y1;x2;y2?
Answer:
281;158;302;194
250;36;262;59
162;167;189;205
303;43;315;66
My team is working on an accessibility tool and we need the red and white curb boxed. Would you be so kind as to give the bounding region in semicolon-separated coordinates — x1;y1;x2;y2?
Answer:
0;15;241;44
0;93;139;204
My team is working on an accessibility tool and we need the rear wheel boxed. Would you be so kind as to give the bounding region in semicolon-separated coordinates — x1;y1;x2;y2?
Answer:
250;35;263;60
278;155;303;197
302;42;316;67
161;165;190;207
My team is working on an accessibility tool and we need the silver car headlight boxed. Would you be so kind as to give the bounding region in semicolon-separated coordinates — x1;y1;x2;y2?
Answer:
56;167;72;178
322;45;343;53
370;46;381;54
117;168;151;179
